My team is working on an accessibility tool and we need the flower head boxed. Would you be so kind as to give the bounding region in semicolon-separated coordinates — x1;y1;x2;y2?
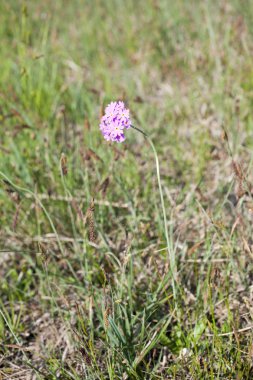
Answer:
100;101;131;142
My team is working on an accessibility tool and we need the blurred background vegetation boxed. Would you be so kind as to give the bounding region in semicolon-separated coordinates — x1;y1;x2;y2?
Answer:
1;1;253;379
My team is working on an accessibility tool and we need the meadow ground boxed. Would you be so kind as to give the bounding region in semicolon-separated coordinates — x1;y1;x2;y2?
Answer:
1;1;253;379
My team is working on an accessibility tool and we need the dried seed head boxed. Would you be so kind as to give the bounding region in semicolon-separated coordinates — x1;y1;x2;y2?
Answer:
89;198;95;212
79;347;92;366
98;177;110;198
232;160;247;198
81;148;102;162
103;292;112;330
221;130;228;142
235;96;240;114
40;247;49;265
60;153;68;176
237;181;245;199
87;198;96;242
210;266;222;288
103;308;110;329
232;160;243;180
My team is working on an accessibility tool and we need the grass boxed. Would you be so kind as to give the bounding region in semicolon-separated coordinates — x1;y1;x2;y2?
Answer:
1;0;253;378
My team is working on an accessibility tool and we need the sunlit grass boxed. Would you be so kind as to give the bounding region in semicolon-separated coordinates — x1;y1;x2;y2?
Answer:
1;1;253;379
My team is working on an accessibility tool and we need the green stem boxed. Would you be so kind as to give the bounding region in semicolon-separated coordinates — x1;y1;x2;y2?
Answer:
131;125;177;298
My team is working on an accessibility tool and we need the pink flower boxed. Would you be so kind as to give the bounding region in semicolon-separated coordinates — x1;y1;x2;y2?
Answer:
100;101;131;142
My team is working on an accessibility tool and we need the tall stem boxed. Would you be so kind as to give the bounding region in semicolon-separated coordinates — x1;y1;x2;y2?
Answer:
131;125;177;299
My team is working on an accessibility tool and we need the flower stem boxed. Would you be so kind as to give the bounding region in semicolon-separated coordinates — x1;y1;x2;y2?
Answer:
131;125;177;300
